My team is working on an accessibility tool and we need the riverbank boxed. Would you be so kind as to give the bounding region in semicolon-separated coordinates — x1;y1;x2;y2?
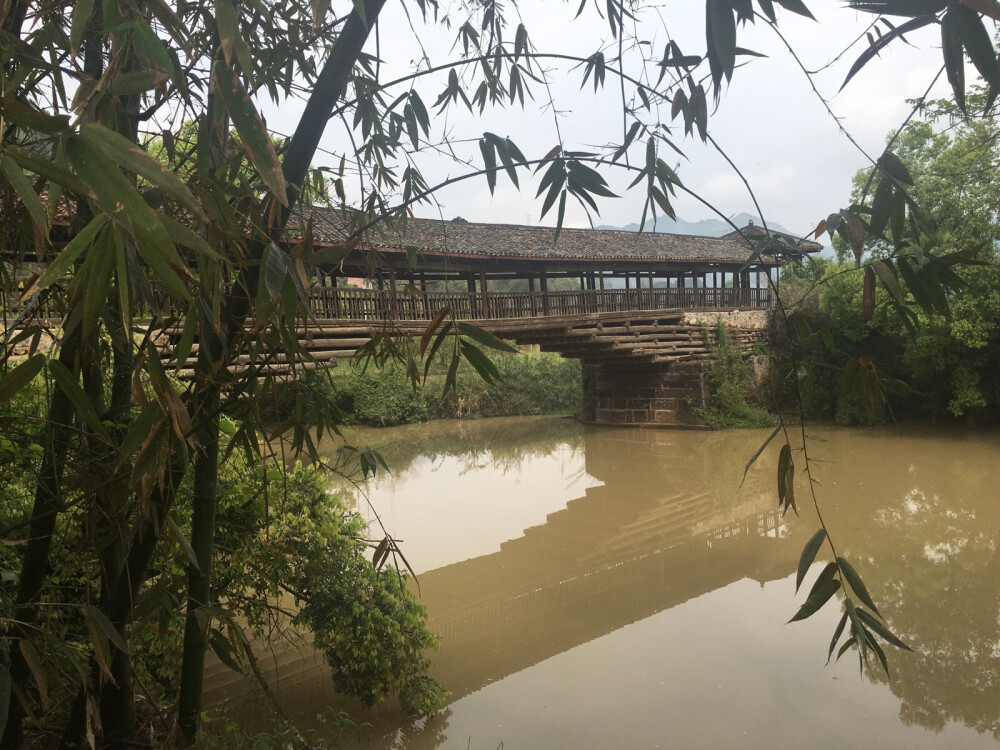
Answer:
304;350;582;427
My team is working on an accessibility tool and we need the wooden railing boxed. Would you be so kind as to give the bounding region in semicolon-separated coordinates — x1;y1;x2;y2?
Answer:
3;283;773;325
308;285;774;321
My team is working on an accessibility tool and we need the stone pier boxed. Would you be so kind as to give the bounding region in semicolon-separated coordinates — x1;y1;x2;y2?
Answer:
586;361;711;428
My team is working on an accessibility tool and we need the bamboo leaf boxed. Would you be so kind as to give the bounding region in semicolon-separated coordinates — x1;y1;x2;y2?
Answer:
789;562;840;622
65;136;190;300
423;321;453;379
420;306;451;356
845;597;867;670
49;360;108;440
209;630;244;673
856;607;911;651
69;0;94;57
83;604;128;654
479;137;497;194
456;322;518;353
459;339;501;385
941;8;966;113
1;154;48;235
167;516;202;575
837;556;880;615
214;60;287;204
827;611;849;664
738;424;780;490
862;266;876;321
0;354;46;405
80;123;204;219
777;443;791;509
21;214;107;302
0;97;70;133
18;641;47;709
796;528;827;593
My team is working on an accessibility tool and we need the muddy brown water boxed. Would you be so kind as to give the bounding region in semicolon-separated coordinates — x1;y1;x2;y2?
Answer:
205;417;1000;749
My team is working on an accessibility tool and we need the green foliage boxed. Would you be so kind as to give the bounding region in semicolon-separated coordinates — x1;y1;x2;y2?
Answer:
215;463;446;715
784;109;1000;424
334;364;429;427
698;320;776;430
424;350;582;420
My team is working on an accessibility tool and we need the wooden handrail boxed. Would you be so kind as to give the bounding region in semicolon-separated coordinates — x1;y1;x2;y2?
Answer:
308;285;774;321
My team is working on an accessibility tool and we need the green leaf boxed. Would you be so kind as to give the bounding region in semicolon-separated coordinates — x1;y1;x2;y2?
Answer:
209;630;244;673
459;339;501;385
105;69;170;95
456;322;518;353
21;214;108;303
706;0;737;87
856;607;911;651
827;611;849;664
166;516;202;575
83;604;128;654
796;528;827;593
80;123;204;219
214;60;287;204
840;15;935;91
479;137;497;194
739;424;780;490
0;97;70;133
952;2;1000;93
5;144;93;198
877;150;914;186
774;0;815;18
69;0;94;57
215;0;253;75
789;562;840;622
941;8;966;113
423;321;453;380
65;136;190;300
0;354;46;405
845;597;867;670
837;556;879;615
777;442;795;513
49;360;108;440
0;154;48;234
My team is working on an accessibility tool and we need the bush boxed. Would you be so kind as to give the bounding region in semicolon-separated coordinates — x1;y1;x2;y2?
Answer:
424;350;581;419
698;320;777;430
334;365;428;426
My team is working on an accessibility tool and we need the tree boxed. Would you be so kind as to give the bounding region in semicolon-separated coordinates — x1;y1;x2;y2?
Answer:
785;101;1000;421
0;0;995;746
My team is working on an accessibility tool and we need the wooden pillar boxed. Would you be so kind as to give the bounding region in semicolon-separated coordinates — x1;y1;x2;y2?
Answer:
388;267;399;321
648;271;654;309
541;269;549;316
479;271;489;318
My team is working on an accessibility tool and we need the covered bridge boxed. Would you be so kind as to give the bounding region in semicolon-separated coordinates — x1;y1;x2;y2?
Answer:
298;210;821;321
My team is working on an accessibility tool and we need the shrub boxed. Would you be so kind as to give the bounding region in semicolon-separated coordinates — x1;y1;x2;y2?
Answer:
698;320;777;430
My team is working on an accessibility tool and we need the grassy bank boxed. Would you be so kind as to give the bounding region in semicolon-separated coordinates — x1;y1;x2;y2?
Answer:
315;349;582;427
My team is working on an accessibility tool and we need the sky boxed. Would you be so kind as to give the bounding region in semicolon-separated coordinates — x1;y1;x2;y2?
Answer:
264;2;955;239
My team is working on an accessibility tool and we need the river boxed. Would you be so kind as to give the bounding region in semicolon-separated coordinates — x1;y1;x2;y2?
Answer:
208;416;1000;749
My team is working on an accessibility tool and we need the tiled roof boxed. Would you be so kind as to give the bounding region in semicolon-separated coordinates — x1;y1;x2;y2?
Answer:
301;207;819;266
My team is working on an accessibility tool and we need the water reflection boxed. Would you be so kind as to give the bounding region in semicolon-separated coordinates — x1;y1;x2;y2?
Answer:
214;419;1000;749
806;429;1000;740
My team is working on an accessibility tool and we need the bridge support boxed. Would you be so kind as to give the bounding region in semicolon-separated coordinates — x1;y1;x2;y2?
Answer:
585;361;710;428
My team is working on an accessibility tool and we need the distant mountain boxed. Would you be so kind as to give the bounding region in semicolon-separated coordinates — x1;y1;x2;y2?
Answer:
596;212;794;238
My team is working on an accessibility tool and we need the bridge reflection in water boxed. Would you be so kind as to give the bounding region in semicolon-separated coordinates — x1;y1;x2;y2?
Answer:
204;423;799;727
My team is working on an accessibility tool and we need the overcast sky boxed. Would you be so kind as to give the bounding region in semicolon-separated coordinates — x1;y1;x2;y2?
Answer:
265;2;955;239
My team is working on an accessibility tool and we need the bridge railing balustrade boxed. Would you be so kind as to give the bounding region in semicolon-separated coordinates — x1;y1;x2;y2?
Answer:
306;283;774;321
